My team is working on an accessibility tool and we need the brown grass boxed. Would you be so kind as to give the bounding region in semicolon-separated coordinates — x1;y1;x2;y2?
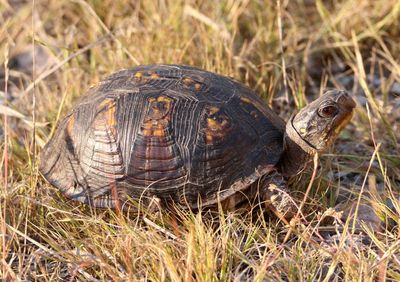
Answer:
1;0;399;280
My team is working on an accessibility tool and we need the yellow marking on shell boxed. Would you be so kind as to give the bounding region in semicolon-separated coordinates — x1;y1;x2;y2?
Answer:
151;73;160;79
105;103;117;128
153;129;165;137
151;108;161;114
99;98;114;108
240;96;251;103
142;96;173;137
207;118;219;129
66;116;75;135
142;122;166;137
195;83;201;91
96;99;118;135
183;77;194;85
205;129;229;144
300;128;307;134
205;133;214;144
99;100;116;123
156;96;172;103
134;72;143;78
208;106;220;115
142;129;152;137
220;119;229;127
147;96;173;119
204;108;232;144
207;117;230;131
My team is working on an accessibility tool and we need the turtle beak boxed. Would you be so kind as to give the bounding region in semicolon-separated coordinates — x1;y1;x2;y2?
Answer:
335;90;356;111
332;90;356;136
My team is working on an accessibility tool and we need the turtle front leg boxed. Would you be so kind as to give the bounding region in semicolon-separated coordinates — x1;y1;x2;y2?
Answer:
261;171;299;221
219;171;299;219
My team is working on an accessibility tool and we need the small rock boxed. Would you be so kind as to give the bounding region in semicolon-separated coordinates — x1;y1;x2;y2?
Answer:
0;44;56;101
8;44;54;76
390;82;400;95
337;201;382;233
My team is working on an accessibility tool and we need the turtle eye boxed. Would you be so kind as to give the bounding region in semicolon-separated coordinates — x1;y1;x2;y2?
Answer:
318;105;338;118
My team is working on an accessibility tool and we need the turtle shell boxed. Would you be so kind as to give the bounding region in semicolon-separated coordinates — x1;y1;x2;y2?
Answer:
40;64;286;209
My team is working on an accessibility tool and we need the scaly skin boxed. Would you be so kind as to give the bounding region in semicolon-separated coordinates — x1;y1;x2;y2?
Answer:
266;90;356;218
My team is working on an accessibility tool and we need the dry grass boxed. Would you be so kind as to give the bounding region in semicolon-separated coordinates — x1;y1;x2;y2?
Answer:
1;0;400;280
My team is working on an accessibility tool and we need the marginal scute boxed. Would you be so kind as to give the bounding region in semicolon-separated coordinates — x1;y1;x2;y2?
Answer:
238;94;278;128
239;96;262;116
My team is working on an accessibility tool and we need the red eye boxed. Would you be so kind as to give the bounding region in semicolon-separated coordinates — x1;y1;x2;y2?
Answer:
318;105;338;117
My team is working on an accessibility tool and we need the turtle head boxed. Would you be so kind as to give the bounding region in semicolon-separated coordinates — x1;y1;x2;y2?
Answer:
281;90;356;176
289;89;356;153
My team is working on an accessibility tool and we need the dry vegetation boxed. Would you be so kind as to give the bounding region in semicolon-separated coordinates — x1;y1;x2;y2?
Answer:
1;0;400;281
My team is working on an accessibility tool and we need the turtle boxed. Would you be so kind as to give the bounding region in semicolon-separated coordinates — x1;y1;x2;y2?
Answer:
39;64;356;216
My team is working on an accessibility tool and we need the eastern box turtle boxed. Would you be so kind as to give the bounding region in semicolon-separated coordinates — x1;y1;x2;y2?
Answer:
40;64;355;214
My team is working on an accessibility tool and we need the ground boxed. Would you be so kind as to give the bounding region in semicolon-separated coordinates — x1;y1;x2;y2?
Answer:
0;0;399;281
